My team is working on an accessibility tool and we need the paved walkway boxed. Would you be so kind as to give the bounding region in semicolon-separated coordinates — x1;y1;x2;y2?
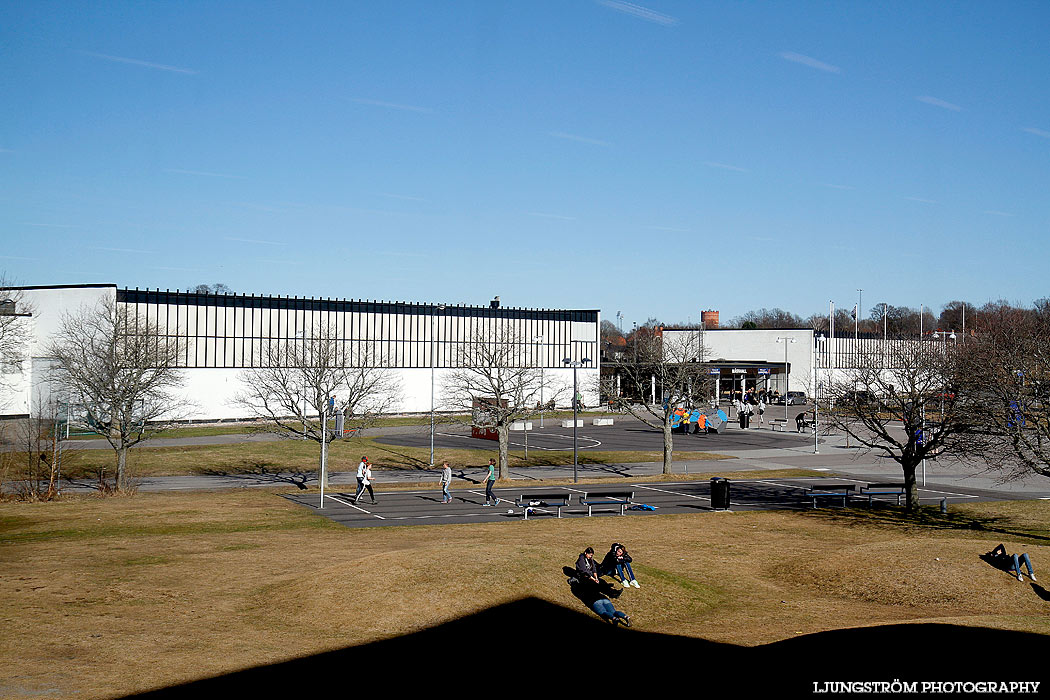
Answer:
54;429;1050;500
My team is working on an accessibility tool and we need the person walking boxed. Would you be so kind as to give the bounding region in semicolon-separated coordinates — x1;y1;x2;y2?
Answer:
353;456;369;504
439;461;452;504
482;457;500;506
354;456;376;505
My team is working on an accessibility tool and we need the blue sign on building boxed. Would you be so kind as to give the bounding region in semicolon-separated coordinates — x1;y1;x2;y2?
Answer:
757;368;770;375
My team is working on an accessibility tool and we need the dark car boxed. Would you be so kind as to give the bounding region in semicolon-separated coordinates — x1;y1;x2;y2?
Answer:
840;390;879;406
775;391;807;405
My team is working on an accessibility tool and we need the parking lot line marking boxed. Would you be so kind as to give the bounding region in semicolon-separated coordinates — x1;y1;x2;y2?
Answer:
326;494;386;519
635;484;710;501
915;488;978;498
436;431;602;451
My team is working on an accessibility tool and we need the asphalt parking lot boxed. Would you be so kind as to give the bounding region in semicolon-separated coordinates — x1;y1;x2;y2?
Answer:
374;411;817;454
285;476;1011;529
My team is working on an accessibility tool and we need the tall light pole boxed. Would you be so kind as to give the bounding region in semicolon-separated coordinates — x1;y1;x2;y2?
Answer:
932;329;957;416
534;334;545;427
563;357;592;483
776;337;796;423
429;302;445;466
814;333;825;454
856;289;862;340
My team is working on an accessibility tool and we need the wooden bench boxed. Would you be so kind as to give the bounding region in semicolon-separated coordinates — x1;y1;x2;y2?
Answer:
859;482;906;506
770;419;788;432
579;491;634;516
806;483;855;508
516;493;572;520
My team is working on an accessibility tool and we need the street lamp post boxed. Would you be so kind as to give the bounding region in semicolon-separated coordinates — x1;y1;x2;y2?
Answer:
563;357;592;483
429;303;446;466
932;329;957;416
814;333;825;454
534;334;545;428
776;337;797;424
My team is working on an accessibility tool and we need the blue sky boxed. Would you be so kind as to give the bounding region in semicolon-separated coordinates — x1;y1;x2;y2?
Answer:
2;1;1048;326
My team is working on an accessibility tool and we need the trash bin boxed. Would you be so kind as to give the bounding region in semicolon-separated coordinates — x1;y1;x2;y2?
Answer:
710;477;730;510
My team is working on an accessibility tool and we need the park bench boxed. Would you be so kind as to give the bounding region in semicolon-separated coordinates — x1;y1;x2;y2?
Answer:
579;491;634;516
770;419;788;432
859;482;906;506
806;483;855;508
516;493;572;520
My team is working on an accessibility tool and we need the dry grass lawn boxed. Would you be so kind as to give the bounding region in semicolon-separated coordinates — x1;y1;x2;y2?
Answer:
2;489;1048;698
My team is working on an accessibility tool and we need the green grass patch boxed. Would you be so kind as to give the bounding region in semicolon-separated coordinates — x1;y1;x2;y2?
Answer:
123;555;171;566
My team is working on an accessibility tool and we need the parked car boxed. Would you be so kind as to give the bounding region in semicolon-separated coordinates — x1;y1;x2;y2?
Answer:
775;391;807;405
840;390;880;406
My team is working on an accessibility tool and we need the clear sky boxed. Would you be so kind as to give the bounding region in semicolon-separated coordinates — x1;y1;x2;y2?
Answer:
2;1;1048;327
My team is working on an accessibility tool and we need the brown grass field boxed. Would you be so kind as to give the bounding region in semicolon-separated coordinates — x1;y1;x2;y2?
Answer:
1;487;1049;697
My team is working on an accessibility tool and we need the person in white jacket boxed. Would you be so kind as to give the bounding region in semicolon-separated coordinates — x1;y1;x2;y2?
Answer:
439;461;452;504
353;456;376;505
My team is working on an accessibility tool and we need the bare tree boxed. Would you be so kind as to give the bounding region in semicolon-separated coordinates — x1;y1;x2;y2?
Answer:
46;297;188;492
441;326;563;479
730;308;805;330
0;277;34;393
823;341;968;511
235;323;402;446
1;397;79;500
603;329;711;475
190;283;234;294
957;300;1050;480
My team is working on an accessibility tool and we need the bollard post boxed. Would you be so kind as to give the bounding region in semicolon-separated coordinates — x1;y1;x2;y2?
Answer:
940;497;947;514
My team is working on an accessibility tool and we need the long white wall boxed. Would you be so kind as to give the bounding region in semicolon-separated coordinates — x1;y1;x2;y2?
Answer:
176;366;598;420
1;285;601;421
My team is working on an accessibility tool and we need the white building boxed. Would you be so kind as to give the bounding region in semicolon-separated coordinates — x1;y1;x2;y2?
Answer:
658;327;928;403
0;284;600;421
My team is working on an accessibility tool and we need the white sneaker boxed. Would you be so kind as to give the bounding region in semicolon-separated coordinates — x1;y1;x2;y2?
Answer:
1017;572;1025;582
631;580;640;588
1031;573;1037;582
495;498;501;506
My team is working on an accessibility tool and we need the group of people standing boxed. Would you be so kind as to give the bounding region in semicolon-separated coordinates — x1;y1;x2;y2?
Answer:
438;457;500;506
735;388;767;429
571;543;641;626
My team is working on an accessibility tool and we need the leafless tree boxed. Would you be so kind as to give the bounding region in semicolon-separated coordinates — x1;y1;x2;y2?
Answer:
822;341;969;511
603;329;711;475
441;326;564;480
957;300;1050;481
1;396;80;500
235;323;402;447
0;277;34;394
46;297;188;492
190;283;234;295
730;308;805;330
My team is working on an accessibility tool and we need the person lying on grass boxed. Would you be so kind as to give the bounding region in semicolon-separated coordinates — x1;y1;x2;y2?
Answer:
986;543;1037;582
563;566;631;627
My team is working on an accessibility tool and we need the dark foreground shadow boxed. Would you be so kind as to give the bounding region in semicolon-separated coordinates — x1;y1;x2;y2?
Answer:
122;597;1050;697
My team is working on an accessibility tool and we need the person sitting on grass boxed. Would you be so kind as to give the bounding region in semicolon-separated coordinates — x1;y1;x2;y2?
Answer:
600;543;639;588
987;543;1036;582
575;547;600;585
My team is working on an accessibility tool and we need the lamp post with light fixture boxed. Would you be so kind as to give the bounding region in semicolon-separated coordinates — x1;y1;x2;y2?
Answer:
776;337;796;424
563;357;591;483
